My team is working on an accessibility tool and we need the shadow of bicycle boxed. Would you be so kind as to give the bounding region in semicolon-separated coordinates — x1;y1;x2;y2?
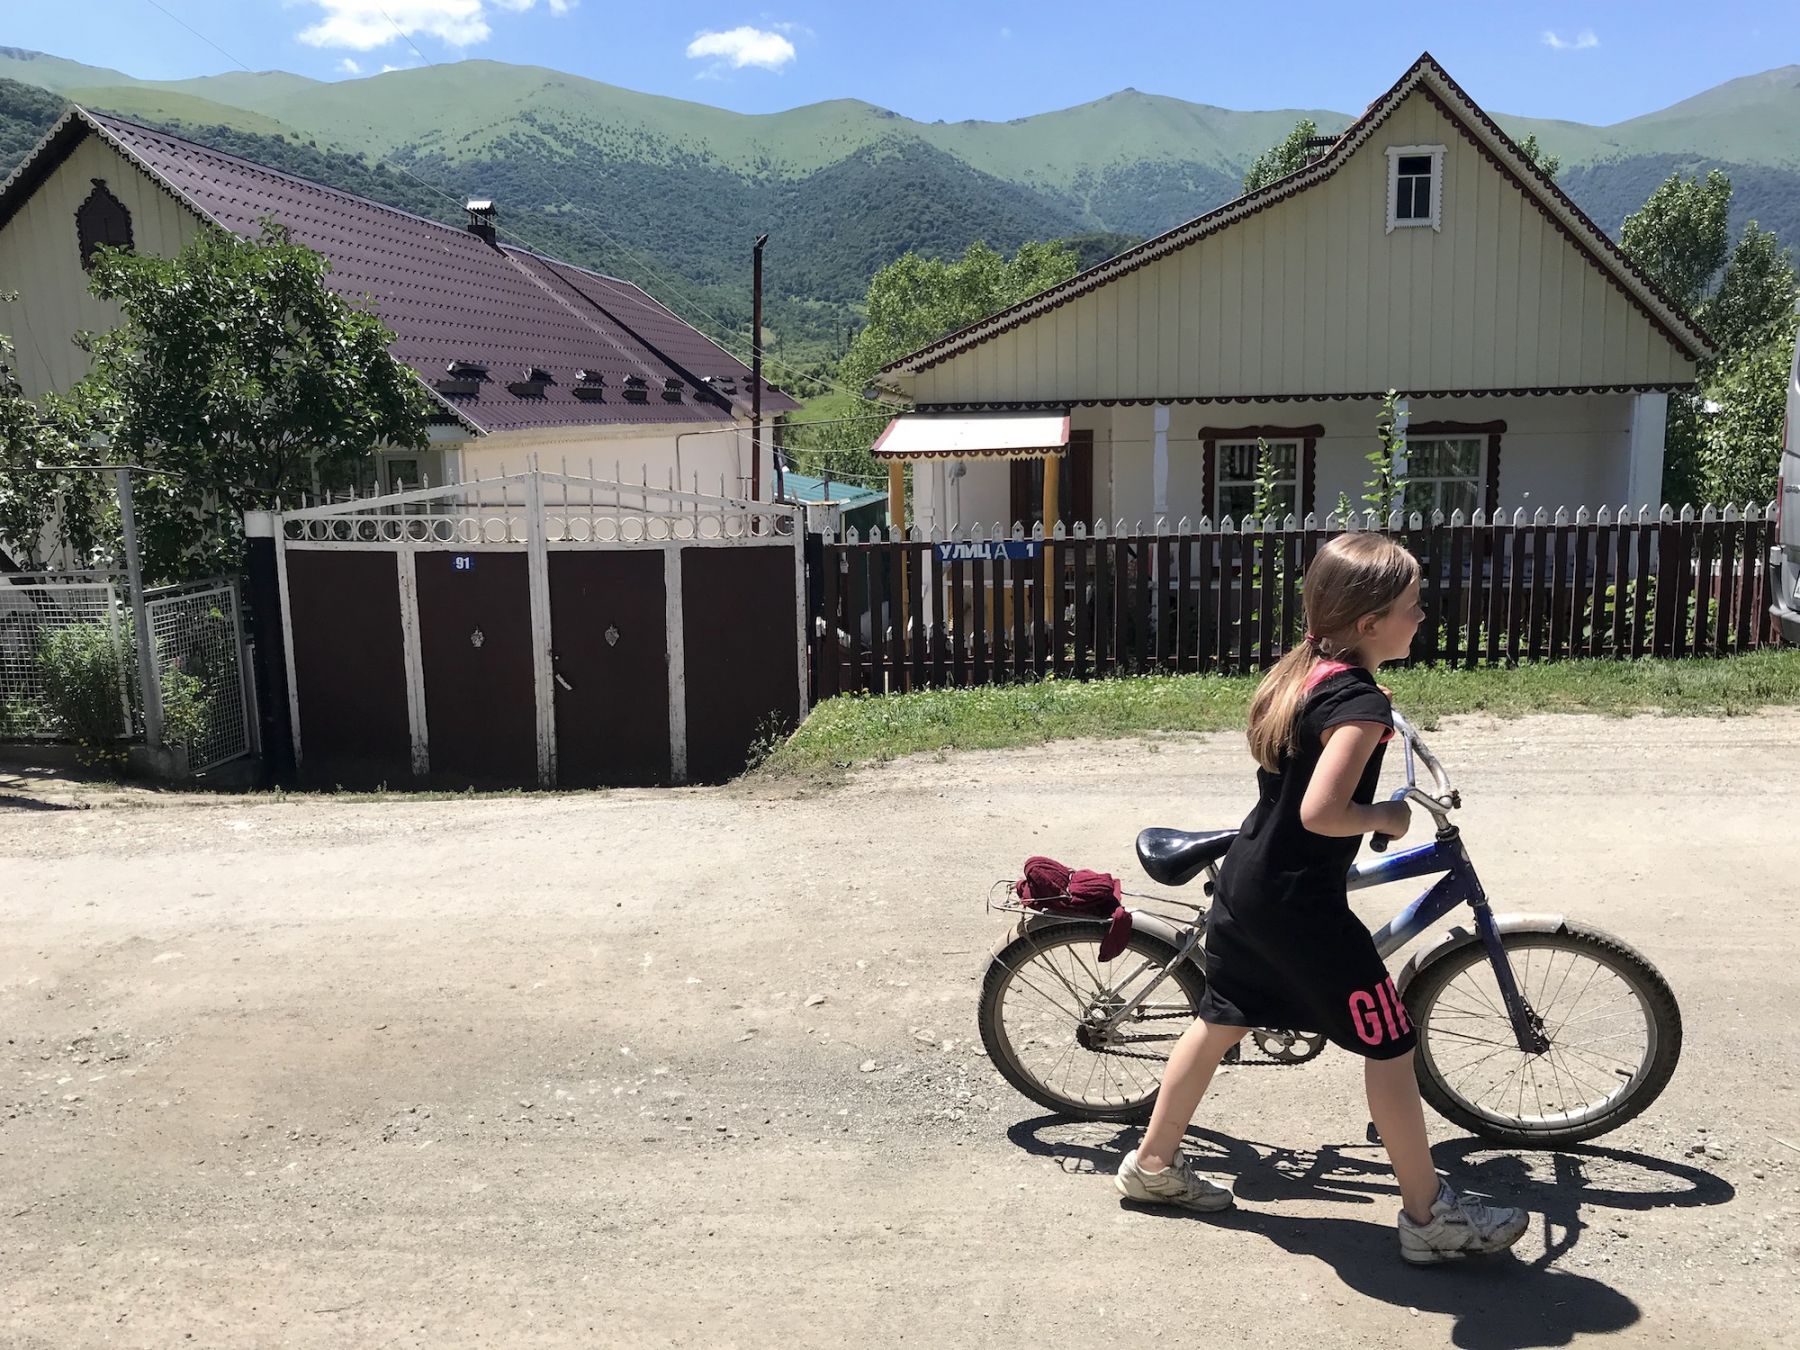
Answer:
1005;1114;1734;1350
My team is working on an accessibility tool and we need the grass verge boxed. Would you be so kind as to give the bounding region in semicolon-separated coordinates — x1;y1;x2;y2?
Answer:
761;649;1800;781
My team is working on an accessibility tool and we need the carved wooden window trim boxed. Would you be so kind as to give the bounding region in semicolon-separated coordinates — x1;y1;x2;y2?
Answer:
75;178;133;272
1198;424;1323;521
1404;419;1505;516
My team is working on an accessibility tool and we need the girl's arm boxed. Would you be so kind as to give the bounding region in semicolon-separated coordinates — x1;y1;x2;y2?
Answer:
1299;722;1411;839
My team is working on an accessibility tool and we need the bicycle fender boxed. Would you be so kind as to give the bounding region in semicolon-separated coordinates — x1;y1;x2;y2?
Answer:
1393;913;1569;997
1012;907;1198;960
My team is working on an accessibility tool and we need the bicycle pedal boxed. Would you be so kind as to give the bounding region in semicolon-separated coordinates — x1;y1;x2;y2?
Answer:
1223;1044;1241;1064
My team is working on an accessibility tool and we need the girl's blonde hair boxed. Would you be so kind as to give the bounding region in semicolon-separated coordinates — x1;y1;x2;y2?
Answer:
1246;532;1420;772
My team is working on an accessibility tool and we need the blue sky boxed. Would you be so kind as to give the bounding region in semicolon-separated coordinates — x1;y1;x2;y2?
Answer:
8;1;1797;124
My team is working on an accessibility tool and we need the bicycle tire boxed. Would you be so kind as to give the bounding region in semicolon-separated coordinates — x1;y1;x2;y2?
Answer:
978;922;1205;1123
1405;923;1682;1148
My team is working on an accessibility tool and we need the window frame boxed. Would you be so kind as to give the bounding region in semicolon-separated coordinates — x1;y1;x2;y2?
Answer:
1385;144;1446;234
1397;435;1485;519
1213;438;1301;523
1198;424;1323;524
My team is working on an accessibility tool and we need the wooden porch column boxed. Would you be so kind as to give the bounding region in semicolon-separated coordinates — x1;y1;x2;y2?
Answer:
889;459;909;639
888;460;905;530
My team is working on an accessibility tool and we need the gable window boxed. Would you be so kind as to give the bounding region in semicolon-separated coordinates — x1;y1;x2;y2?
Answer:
1385;145;1445;233
1215;440;1299;522
74;178;133;271
1400;437;1483;518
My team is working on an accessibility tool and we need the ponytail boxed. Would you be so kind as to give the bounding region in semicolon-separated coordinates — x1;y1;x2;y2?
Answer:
1246;641;1320;773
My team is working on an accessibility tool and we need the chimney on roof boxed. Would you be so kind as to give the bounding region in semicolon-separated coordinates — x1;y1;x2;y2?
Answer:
465;199;496;243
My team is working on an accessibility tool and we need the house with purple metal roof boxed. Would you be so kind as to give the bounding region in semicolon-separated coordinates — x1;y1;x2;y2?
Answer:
0;107;797;500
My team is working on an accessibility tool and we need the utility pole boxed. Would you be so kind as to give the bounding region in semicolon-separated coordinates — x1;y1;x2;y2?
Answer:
751;233;768;507
115;468;163;751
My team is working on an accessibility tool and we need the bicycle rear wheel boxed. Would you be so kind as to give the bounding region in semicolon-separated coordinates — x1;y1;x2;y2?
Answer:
1405;923;1682;1148
977;922;1205;1123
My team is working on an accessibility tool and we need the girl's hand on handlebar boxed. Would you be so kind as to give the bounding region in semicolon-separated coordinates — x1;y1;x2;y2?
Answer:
1369;799;1411;851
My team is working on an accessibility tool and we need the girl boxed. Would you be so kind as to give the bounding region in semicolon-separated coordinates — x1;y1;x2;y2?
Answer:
1113;532;1529;1265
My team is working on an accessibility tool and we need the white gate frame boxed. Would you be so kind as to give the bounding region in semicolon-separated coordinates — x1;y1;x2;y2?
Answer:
267;463;806;786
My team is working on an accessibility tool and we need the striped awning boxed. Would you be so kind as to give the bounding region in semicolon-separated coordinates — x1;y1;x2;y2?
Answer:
870;411;1070;460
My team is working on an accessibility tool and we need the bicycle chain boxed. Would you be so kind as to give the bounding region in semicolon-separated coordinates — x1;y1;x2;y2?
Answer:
1092;1011;1326;1067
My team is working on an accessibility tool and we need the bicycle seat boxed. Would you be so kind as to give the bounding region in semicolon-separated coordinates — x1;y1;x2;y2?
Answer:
1135;828;1238;886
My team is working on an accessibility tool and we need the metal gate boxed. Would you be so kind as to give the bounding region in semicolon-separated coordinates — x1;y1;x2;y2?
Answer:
268;468;806;789
1;571;253;773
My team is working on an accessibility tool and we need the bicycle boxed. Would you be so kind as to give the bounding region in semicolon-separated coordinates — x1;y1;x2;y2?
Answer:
976;711;1683;1148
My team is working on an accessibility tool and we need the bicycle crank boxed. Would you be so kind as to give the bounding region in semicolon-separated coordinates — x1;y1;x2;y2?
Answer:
1251;1028;1327;1064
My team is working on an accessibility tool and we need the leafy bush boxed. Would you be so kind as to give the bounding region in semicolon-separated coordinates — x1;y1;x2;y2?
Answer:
37;623;132;767
159;664;211;754
0;694;41;740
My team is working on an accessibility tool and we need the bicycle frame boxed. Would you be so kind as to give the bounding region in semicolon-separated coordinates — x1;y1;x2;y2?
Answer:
1353;832;1550;1054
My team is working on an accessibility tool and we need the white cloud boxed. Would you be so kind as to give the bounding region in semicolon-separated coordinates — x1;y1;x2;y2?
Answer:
1541;28;1599;51
296;0;572;53
686;26;797;73
381;63;404;72
337;56;363;74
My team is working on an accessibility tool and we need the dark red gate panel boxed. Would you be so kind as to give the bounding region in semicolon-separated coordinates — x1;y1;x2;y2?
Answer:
414;550;536;788
548;550;670;787
681;544;800;783
284;549;410;788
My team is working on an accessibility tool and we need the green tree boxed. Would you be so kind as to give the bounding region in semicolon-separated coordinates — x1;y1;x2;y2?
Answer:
1620;169;1732;313
1705;222;1798;356
1516;133;1561;181
1696;316;1797;504
76;221;434;581
838;240;1080;398
1242;119;1319;195
1619;172;1797;506
0;324;111;569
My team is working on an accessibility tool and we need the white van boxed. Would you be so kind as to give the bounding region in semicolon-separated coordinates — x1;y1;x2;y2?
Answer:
1776;314;1800;645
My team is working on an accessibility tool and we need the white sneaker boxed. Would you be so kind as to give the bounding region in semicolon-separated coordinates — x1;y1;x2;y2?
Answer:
1114;1148;1234;1212
1398;1179;1529;1265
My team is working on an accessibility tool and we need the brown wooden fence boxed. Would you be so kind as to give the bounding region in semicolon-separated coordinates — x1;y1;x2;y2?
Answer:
810;503;1781;697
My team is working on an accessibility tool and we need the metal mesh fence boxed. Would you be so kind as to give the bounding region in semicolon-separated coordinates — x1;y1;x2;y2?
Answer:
145;581;250;771
0;576;133;740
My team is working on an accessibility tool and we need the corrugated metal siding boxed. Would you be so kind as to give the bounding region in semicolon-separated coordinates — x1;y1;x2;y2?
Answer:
912;89;1694;406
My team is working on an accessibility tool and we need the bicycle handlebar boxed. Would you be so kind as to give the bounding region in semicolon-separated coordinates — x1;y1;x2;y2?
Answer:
1370;709;1458;852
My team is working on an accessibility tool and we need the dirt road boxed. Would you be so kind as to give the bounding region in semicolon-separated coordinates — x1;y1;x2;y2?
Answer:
4;712;1798;1348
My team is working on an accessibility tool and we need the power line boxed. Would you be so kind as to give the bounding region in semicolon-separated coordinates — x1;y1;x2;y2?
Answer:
372;4;435;70
140;0;255;74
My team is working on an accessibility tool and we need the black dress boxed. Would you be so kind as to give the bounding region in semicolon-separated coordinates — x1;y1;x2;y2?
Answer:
1194;666;1418;1060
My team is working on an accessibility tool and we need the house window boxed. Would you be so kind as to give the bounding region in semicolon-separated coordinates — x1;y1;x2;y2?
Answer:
74;178;133;271
1216;440;1299;522
1385;145;1445;233
1400;437;1483;518
383;457;421;492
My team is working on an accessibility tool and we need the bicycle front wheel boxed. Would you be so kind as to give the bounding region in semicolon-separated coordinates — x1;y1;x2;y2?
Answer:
1405;923;1682;1148
978;922;1205;1123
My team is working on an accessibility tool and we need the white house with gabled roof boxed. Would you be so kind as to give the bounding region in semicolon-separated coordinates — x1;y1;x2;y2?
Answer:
872;53;1714;535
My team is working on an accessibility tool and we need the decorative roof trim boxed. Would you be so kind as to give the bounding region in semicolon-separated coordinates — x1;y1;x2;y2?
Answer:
915;383;1687;412
881;52;1714;377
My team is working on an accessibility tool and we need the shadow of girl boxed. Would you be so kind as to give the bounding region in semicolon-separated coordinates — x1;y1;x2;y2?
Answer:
1005;1115;1737;1348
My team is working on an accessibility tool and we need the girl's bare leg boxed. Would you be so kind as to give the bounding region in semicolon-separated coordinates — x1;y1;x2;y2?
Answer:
1136;1021;1246;1171
1365;1049;1440;1224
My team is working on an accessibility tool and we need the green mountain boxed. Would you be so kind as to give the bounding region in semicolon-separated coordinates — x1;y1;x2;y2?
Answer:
2;47;1797;363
